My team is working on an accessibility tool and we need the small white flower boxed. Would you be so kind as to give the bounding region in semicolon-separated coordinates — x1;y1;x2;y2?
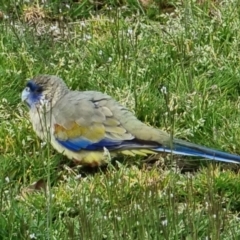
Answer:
161;219;168;226
108;57;113;62
5;177;10;183
160;86;167;94
127;29;133;35
98;50;103;55
29;233;37;239
50;25;58;31
40;141;46;148
65;4;70;9
83;34;91;41
80;22;86;27
74;174;82;180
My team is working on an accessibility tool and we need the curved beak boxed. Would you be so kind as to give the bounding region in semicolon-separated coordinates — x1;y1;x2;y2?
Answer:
21;89;29;102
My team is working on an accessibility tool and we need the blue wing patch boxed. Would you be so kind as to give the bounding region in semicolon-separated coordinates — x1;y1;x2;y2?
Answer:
57;138;123;152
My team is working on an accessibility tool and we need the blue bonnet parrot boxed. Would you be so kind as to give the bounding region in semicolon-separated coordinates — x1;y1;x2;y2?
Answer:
21;75;240;167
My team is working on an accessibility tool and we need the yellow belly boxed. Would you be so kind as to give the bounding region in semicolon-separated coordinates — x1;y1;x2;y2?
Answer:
51;137;156;167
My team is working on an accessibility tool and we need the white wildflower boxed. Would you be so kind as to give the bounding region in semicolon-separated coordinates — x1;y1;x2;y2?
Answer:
29;233;37;239
74;174;82;180
161;86;167;94
40;141;46;148
161;219;168;226
127;29;133;35
80;22;86;27
49;25;58;32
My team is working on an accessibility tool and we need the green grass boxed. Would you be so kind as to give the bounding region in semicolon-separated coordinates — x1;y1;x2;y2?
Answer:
1;0;240;239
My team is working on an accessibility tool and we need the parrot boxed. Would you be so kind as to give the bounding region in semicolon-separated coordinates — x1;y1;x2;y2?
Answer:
21;75;240;167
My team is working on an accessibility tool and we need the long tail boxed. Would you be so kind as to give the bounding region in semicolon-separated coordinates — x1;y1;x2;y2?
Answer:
154;139;240;164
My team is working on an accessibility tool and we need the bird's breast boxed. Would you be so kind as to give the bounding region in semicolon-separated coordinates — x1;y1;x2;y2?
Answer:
29;108;52;140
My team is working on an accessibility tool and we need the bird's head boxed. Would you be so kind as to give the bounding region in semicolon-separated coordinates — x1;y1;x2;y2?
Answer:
22;75;69;109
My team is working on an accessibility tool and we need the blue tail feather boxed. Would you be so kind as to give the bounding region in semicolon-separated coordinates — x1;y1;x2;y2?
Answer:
154;140;240;164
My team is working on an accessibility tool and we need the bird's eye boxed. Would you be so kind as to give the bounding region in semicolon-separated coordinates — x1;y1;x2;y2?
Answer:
35;86;43;93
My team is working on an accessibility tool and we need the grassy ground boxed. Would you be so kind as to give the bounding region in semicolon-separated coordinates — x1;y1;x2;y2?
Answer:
1;0;240;239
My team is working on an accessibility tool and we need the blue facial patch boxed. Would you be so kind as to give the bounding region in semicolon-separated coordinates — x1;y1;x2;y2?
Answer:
26;80;43;93
25;80;44;107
